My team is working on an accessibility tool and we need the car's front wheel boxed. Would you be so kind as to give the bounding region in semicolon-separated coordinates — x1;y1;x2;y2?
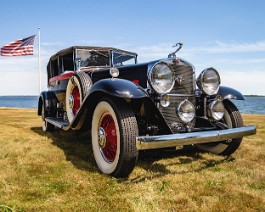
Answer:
91;98;138;177
196;100;243;155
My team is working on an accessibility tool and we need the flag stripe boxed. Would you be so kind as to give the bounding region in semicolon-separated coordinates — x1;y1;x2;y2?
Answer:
1;46;34;52
0;35;36;56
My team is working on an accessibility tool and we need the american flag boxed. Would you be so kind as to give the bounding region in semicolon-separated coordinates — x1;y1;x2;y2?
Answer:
1;35;36;56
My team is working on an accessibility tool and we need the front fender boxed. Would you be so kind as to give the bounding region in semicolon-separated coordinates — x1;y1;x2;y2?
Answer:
71;78;149;129
218;86;245;100
38;91;58;116
88;78;149;99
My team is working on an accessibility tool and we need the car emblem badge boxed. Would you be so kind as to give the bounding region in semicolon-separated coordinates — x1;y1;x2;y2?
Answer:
175;75;184;85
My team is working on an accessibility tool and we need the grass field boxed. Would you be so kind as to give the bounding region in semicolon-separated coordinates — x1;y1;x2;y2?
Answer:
0;108;264;211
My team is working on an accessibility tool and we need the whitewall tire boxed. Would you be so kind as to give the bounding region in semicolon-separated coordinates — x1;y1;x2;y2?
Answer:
91;98;138;177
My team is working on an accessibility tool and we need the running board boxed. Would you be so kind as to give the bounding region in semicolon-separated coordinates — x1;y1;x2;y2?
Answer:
46;117;70;130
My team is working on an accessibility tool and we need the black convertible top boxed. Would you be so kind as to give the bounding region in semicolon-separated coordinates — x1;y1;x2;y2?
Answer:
49;46;138;61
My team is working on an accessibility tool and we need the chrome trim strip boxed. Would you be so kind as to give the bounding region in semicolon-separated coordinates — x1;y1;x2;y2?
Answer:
136;125;256;150
168;94;195;97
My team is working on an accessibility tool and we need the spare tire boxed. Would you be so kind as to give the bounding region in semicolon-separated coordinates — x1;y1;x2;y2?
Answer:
66;71;92;123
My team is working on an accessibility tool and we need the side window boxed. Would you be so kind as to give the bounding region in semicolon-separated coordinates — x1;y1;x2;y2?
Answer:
61;52;74;72
51;59;59;77
47;61;52;82
58;57;63;74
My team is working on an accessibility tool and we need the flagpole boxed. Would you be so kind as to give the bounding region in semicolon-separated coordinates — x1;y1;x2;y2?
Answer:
38;27;41;94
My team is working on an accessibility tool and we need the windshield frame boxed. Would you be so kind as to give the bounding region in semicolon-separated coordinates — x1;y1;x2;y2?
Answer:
111;50;137;67
74;48;111;70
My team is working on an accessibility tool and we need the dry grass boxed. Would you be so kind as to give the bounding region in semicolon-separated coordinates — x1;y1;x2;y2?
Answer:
0;108;264;211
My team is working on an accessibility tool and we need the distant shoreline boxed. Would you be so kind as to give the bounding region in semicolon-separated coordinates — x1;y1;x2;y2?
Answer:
0;95;264;114
0;95;39;97
2;107;265;116
0;107;37;110
244;95;265;97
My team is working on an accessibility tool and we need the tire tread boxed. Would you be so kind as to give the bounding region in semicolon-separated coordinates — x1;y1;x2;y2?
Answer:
112;101;138;177
75;71;93;99
221;100;243;155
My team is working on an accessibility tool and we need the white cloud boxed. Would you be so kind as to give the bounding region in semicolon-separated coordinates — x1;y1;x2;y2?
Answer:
0;70;39;95
126;41;265;62
0;56;37;69
130;43;191;62
0;54;49;95
214;58;265;65
125;41;265;63
221;71;265;95
187;41;265;54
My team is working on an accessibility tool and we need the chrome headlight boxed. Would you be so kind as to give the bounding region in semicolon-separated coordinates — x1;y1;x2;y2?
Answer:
177;99;195;123
208;99;225;121
148;62;175;94
197;68;220;95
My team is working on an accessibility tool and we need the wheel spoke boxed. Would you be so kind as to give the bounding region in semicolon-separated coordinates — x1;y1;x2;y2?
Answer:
92;99;138;177
72;86;80;115
99;114;117;162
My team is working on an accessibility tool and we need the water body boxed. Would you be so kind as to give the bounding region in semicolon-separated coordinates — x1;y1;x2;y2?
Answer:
0;96;39;109
0;96;264;114
231;96;265;114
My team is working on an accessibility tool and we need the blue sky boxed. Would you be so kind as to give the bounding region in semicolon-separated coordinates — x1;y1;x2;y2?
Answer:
0;0;265;95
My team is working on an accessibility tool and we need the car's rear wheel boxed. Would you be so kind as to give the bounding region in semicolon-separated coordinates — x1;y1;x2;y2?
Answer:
91;98;138;178
41;103;54;132
66;71;92;122
196;100;243;155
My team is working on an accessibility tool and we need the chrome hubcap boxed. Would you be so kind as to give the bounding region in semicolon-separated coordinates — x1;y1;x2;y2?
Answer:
98;127;107;148
98;113;117;162
69;95;74;109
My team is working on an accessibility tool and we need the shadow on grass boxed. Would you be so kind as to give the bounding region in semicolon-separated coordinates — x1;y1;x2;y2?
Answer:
125;148;235;183
31;127;234;181
31;127;98;173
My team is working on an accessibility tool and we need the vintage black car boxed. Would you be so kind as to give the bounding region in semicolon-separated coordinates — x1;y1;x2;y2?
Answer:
38;44;256;177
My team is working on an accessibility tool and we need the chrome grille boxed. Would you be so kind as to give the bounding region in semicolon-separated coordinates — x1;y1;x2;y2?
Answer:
159;61;196;133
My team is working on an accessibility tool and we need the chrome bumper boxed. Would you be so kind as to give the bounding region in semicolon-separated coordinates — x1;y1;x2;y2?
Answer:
136;126;256;150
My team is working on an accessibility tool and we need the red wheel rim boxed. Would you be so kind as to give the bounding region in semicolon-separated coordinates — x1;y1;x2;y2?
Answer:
99;114;117;162
71;86;80;115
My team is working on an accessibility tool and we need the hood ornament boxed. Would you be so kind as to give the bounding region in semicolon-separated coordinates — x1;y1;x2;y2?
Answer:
168;43;183;58
175;74;184;85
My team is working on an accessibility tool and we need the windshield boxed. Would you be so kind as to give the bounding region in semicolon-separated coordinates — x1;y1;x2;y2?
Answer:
112;51;137;66
75;49;110;68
